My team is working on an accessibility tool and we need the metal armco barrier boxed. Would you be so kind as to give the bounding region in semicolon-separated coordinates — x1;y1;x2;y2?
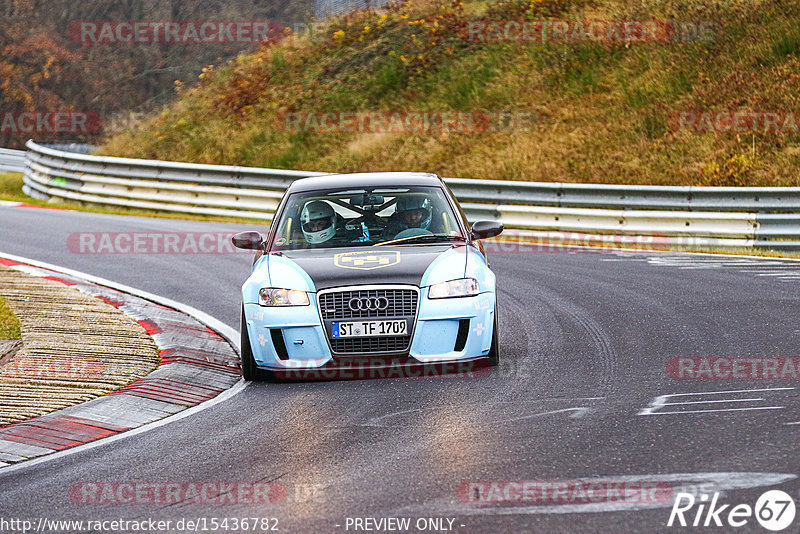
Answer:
0;148;26;173
20;140;800;250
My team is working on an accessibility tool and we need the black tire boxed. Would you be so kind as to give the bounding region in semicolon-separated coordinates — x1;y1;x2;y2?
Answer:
487;308;500;367
240;308;262;381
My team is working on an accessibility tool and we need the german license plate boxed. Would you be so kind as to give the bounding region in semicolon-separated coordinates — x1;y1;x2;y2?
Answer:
332;320;407;338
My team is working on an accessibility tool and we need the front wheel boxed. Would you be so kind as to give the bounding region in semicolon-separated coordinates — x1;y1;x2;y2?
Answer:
240;308;261;381
487;309;500;367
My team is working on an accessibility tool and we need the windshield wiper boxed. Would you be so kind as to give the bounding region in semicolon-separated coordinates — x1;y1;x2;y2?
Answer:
374;233;466;246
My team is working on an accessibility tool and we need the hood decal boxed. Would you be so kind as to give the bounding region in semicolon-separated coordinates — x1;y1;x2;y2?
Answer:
334;250;401;270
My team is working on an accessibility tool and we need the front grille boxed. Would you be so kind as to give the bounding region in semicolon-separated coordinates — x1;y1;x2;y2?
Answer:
319;286;419;355
330;336;410;354
319;288;417;320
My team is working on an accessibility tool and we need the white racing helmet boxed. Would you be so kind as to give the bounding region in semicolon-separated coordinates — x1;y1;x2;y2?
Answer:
301;200;336;244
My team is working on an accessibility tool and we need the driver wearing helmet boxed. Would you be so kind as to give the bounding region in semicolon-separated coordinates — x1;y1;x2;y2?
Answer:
384;194;433;238
300;200;338;245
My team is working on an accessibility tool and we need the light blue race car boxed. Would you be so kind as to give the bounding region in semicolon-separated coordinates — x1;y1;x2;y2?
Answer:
231;172;503;380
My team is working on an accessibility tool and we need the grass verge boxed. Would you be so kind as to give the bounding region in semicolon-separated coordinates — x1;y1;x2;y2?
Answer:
0;296;21;340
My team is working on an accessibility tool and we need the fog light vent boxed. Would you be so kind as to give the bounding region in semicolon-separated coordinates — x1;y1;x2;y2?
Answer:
270;329;289;360
454;319;470;352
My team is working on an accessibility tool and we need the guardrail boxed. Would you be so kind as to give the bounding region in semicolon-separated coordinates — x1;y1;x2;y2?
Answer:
19;140;800;250
0;148;26;173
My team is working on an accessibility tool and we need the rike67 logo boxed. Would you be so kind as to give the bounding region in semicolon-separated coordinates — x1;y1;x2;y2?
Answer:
668;490;796;531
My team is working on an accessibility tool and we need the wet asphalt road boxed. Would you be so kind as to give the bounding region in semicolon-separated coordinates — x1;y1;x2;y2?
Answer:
1;205;799;533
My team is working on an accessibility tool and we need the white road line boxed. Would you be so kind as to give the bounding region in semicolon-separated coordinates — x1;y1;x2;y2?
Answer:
642;406;784;415
664;387;794;397
638;387;794;415
662;398;764;406
713;264;786;268
659;250;800;263
362;398;605;427
644;258;800;273
505;407;591;422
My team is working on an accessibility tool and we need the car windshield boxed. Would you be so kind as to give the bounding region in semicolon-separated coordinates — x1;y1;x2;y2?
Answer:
269;186;464;250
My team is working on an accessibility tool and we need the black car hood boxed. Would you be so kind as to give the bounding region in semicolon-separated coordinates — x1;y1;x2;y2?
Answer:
277;244;463;290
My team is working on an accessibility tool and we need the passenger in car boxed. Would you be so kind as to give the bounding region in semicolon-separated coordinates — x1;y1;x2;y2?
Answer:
383;195;439;238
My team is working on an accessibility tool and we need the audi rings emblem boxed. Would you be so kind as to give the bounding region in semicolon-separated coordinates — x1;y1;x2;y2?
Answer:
348;296;389;311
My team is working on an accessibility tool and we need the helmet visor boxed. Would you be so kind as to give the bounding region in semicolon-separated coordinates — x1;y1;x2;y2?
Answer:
400;208;428;225
302;218;330;233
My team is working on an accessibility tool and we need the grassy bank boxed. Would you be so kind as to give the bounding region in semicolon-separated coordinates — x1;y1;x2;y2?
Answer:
100;0;800;186
0;296;20;340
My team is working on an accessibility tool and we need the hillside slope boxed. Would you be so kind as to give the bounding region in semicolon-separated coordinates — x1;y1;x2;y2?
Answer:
102;0;800;186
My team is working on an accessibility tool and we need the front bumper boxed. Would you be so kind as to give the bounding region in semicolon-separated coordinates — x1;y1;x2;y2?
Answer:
243;287;495;371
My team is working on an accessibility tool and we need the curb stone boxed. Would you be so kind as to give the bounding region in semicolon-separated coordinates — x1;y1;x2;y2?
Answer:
0;266;161;425
0;257;241;466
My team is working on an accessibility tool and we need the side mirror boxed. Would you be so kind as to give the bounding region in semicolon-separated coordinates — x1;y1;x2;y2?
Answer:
232;231;266;250
470;220;504;240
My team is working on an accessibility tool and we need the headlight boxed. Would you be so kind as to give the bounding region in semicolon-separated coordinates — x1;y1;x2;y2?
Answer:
259;288;310;306
428;278;479;299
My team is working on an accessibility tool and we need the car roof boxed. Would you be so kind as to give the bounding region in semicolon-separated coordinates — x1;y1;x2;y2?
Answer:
286;172;444;193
